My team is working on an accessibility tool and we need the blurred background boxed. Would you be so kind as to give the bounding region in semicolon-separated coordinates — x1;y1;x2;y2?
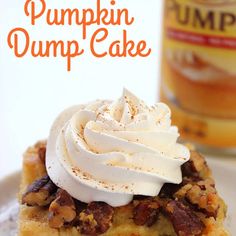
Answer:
0;0;163;177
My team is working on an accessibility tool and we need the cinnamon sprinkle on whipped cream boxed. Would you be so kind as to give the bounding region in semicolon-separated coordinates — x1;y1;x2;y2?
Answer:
46;89;190;207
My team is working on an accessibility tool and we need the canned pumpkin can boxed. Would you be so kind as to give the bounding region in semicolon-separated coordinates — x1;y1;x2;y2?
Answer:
160;0;236;150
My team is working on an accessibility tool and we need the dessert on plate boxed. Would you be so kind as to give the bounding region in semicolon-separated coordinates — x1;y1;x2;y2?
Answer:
18;89;228;236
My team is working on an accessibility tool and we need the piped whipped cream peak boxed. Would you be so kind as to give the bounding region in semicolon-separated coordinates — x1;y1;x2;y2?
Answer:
46;89;190;207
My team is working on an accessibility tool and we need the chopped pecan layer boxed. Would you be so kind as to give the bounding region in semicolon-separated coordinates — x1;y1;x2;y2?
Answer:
174;178;219;218
48;189;76;229
79;202;114;235
164;200;204;236
187;179;219;218
133;198;161;227
21;145;217;234
22;175;57;206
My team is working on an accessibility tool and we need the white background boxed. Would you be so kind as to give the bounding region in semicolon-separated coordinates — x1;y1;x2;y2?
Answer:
0;0;163;177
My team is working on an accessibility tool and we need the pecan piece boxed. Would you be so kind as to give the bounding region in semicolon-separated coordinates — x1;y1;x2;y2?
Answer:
68;200;88;227
174;178;219;218
164;200;204;236
48;189;76;229
133;198;161;227
22;175;57;206
159;183;182;198
186;179;219;218
79;202;114;235
181;158;202;179
182;151;210;179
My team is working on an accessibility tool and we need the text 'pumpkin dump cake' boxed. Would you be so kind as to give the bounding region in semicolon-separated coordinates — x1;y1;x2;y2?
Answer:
18;89;228;236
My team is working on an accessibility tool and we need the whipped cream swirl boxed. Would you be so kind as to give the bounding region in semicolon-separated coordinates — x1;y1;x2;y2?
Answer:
46;89;190;207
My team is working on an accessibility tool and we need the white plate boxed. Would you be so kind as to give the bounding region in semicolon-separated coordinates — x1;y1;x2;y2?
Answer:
0;160;234;236
0;171;20;236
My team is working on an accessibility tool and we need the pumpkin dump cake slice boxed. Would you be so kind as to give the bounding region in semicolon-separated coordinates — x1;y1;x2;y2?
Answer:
18;143;228;236
18;90;228;236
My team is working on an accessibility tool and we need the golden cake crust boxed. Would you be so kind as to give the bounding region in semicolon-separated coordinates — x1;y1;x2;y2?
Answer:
18;141;229;236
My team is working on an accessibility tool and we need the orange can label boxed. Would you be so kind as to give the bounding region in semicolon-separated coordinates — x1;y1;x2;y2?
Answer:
161;0;236;148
